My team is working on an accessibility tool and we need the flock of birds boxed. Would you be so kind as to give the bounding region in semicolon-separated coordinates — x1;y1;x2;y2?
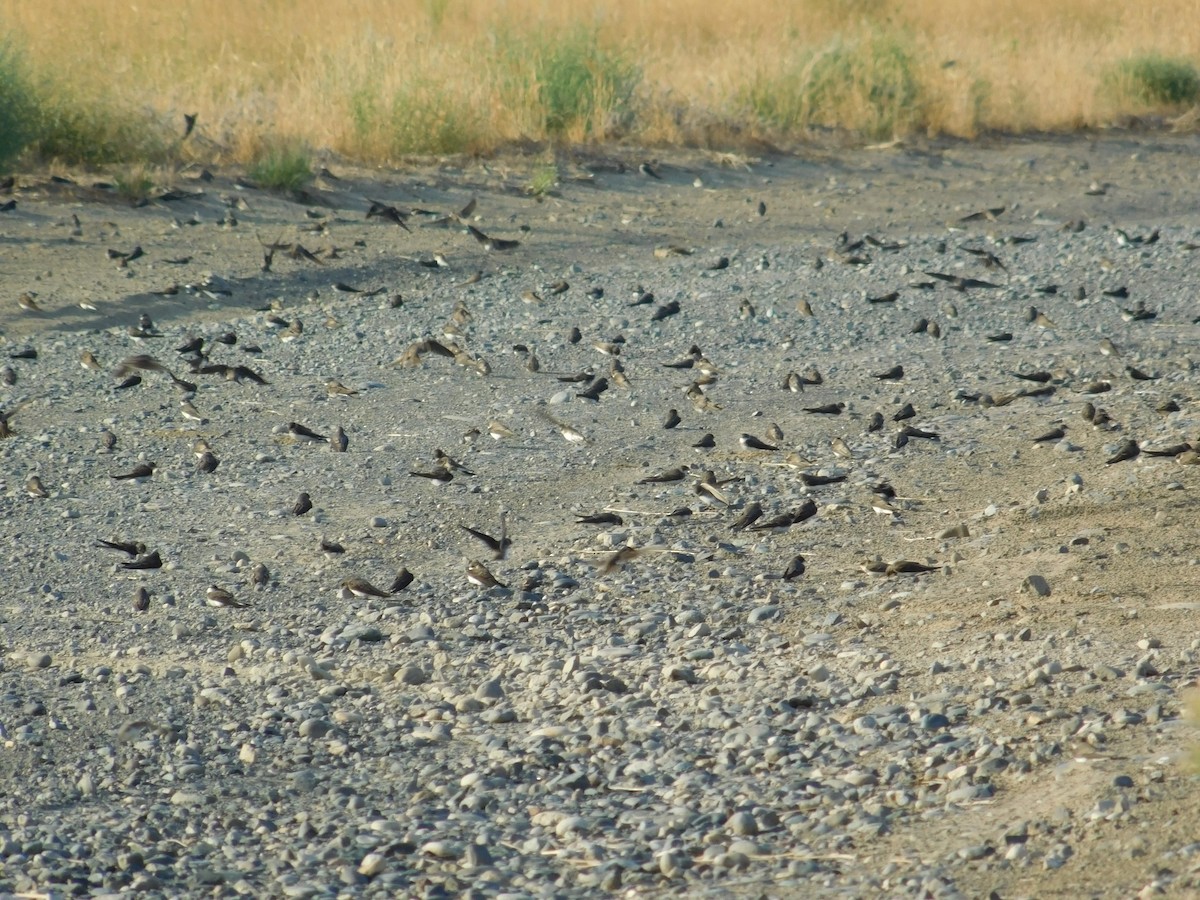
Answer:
3;160;1193;615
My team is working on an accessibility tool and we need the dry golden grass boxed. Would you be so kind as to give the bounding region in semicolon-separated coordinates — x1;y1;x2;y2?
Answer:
1;0;1198;165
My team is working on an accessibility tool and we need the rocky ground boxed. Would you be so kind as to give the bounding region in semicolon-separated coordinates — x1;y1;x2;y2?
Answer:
1;132;1199;898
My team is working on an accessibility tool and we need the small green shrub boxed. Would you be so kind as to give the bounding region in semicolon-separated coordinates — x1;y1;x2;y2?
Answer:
113;165;155;204
349;80;481;158
0;41;37;171
248;140;312;192
497;27;640;138
527;163;559;197
743;31;924;140
1104;54;1200;107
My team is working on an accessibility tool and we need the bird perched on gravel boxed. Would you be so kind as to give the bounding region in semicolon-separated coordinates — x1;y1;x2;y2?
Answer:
206;585;248;608
466;560;506;589
341;578;392;600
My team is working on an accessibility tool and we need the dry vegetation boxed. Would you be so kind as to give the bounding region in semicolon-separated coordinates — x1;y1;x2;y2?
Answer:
0;0;1198;169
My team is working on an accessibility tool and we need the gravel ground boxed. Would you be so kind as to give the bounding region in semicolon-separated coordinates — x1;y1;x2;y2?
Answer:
1;133;1200;898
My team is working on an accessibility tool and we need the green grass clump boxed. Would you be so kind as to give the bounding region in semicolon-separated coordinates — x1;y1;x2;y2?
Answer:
0;41;37;170
113;165;155;205
1104;54;1200;107
535;29;640;136
349;80;481;158
497;27;640;139
744;31;924;140
527;163;559;198
247;140;312;193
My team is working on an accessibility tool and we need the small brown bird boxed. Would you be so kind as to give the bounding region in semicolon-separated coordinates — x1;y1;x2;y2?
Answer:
466;560;506;589
121;551;162;570
389;568;414;593
783;555;807;580
206;585;249;609
25;475;49;498
111;462;155;481
885;560;941;576
460;512;510;560
341;578;391;599
600;546;641;575
1105;440;1140;465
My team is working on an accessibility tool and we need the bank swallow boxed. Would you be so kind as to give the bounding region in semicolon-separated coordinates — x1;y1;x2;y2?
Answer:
885;560;941;576
320;539;346;555
17;292;41;312
488;420;515;441
460;513;510;560
694;476;729;507
600;546;641;575
749;498;818;530
112;462;155;481
1032;425;1065;444
651;300;682;321
206;585;248;609
799;472;846;487
782;554;806;580
574;377;608;402
663;409;681;429
288;422;328;443
410;468;453;484
685;382;722;413
121;550;162;570
331;427;348;452
1126;365;1155;381
195;451;219;474
180;400;205;423
739;433;778;451
390;568;414;593
466;560;506;589
25;475;48;498
114;375;142;390
892;403;915;422
430;450;472;477
466;224;519;252
803;402;845;415
113;354;172;380
99;429;116;452
576;512;623;526
538;410;587;444
692;433;716;449
1143;442;1193;457
97;538;146;557
342;578;391;599
638;466;688;484
1105;439;1140;465
729;501;764;530
924;271;1000;291
293;492;313;516
80;351;102;371
326;380;358;396
365;200;411;230
610;359;630;388
874;365;904;381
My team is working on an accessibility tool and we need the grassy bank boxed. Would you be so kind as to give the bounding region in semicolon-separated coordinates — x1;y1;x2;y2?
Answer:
0;0;1198;169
